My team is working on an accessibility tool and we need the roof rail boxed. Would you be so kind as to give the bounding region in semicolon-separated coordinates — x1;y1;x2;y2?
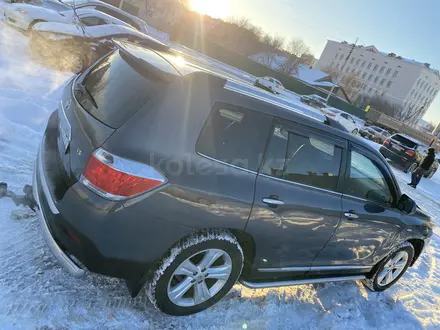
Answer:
224;80;326;123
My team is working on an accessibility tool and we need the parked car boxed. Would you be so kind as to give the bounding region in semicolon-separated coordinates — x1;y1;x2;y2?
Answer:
3;0;149;34
359;125;391;143
29;22;168;73
33;41;432;316
380;134;439;178
74;0;149;34
300;94;328;109
254;76;284;94
322;107;359;134
3;0;69;11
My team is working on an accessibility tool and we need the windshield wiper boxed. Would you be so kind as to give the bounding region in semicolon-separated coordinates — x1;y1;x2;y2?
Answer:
75;82;98;109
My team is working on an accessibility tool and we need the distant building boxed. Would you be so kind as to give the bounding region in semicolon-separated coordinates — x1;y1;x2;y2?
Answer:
315;40;440;125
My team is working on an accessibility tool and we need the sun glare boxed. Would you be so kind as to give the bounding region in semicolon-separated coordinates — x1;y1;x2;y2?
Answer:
190;0;229;19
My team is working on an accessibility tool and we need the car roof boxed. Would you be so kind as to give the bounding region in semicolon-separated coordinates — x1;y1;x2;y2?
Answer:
75;1;147;27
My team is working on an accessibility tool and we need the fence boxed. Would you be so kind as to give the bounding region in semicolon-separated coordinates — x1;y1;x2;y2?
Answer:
170;31;366;119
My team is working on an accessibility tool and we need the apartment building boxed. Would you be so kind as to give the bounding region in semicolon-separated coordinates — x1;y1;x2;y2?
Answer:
315;40;440;125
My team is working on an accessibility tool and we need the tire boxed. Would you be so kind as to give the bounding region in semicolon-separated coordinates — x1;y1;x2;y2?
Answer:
59;52;86;74
425;169;436;179
405;163;418;173
146;230;244;316
363;242;414;292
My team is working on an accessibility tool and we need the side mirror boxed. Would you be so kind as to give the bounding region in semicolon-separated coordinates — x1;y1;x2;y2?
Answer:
366;189;391;204
398;194;417;214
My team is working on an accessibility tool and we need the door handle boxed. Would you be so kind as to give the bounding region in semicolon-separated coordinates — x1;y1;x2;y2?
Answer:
344;211;359;219
262;198;284;206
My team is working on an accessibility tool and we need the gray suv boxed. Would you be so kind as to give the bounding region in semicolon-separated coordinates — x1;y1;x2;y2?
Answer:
34;41;432;316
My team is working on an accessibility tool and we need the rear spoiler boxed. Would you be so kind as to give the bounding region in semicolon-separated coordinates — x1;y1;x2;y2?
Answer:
114;40;178;83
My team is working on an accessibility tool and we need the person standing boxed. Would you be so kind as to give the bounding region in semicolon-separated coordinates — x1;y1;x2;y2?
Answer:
408;148;436;188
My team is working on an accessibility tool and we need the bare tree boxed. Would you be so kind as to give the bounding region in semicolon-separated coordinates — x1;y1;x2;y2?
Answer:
321;65;341;81
286;38;310;58
279;56;300;76
259;53;277;67
299;53;315;66
340;72;363;100
366;97;400;118
270;35;284;52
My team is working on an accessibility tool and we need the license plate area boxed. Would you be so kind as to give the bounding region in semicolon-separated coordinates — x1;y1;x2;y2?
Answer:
58;99;72;153
392;144;403;152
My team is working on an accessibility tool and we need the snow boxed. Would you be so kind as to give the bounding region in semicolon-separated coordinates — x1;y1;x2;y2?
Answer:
1;17;440;329
33;21;143;38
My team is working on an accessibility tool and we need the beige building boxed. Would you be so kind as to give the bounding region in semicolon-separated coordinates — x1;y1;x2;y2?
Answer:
315;40;440;125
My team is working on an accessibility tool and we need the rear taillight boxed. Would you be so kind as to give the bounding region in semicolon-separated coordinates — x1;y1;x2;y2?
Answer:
405;150;415;157
327;113;336;117
384;138;390;144
81;148;166;200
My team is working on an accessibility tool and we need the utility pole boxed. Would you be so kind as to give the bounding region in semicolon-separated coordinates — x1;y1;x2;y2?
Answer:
326;37;359;102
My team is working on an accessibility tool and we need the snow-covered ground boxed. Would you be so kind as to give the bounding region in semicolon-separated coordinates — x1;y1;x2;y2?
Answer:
1;14;440;329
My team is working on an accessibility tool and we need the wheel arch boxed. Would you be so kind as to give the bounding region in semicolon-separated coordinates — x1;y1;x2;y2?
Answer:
228;228;256;277
407;238;425;266
28;19;47;32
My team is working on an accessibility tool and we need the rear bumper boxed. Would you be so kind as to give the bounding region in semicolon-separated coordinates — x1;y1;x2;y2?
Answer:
33;145;85;277
379;146;412;167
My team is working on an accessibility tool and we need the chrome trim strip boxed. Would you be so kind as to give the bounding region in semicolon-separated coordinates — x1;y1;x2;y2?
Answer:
310;265;373;271
342;194;369;203
196;152;258;175
224;83;324;123
240;275;365;289
258;266;310;273
37;142;59;215
258;265;372;273
33;148;85;278
259;173;342;196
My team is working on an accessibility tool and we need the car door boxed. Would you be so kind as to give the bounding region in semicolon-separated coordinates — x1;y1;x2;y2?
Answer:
246;119;346;274
311;143;404;274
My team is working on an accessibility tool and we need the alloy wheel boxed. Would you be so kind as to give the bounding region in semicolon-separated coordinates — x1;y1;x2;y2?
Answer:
377;251;409;287
167;249;232;307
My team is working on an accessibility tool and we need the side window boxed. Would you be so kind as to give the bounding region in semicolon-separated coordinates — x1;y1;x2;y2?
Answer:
80;16;107;26
346;150;393;203
340;113;348;119
97;6;139;30
262;123;343;191
196;105;273;172
269;78;274;83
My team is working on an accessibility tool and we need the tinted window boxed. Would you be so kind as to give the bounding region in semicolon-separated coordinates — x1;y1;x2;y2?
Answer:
80;16;107;26
269;78;274;83
346;151;393;203
76;50;166;128
97;6;139;30
196;106;273;172
340;113;348;119
392;134;417;149
262;124;342;191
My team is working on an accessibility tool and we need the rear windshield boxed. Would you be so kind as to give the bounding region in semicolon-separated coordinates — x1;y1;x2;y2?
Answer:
392;134;417;149
75;49;167;128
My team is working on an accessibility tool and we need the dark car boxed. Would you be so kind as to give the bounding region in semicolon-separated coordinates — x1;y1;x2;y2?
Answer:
300;94;328;109
28;22;168;73
33;41;432;316
360;125;391;143
380;134;438;178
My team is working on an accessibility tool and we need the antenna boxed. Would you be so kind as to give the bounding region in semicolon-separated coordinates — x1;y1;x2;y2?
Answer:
59;0;87;37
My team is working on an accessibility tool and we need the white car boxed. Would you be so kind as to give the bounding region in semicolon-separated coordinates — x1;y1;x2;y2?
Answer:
322;107;359;134
73;1;149;34
29;21;166;73
4;3;133;31
255;76;285;94
3;0;149;34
